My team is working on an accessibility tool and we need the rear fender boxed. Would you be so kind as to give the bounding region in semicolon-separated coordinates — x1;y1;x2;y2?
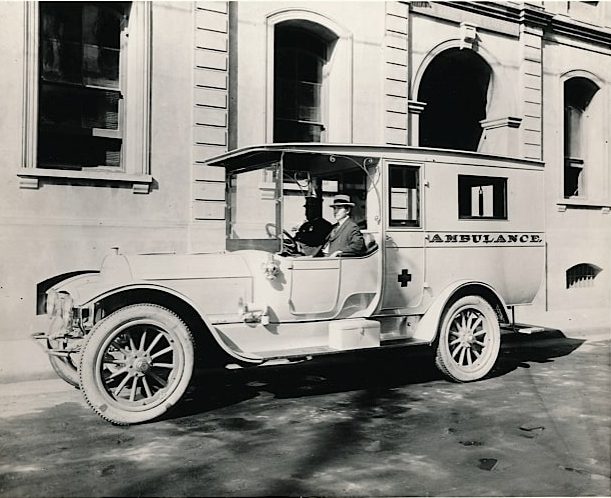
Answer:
412;280;509;343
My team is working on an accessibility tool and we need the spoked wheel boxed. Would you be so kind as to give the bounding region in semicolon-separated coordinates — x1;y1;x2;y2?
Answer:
79;304;195;425
435;295;501;382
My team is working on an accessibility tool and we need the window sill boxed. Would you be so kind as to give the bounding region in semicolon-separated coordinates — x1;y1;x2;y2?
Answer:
17;168;153;194
557;198;611;213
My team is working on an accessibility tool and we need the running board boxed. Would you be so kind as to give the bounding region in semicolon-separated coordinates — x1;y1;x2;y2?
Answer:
249;337;430;366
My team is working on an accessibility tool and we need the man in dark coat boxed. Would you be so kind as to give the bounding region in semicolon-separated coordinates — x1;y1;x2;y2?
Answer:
322;194;366;257
294;196;333;256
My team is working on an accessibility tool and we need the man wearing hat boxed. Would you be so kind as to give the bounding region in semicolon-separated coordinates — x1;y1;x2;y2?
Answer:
294;195;333;256
322;194;366;257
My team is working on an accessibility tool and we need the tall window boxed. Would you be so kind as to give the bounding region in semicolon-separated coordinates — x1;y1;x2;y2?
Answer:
274;25;328;142
563;77;600;198
38;2;128;169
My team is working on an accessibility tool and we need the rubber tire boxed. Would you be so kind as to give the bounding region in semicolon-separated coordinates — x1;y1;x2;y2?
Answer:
435;295;501;382
79;304;195;425
49;354;80;389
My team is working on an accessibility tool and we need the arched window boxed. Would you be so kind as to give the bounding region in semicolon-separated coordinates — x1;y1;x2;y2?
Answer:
273;24;331;142
418;48;492;151
566;263;602;289
563;77;600;198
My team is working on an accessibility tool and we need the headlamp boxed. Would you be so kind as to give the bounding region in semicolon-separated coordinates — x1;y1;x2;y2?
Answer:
46;290;59;316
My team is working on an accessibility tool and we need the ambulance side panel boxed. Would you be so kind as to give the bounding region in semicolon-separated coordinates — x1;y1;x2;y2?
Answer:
423;159;545;307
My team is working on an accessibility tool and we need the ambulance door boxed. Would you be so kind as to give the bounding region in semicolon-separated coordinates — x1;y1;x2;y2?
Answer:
381;162;426;311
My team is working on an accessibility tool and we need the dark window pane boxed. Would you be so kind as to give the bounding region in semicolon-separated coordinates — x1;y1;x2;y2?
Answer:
38;132;121;169
83;44;120;88
39;83;119;130
458;175;507;219
82;4;122;49
274;120;323;142
40;39;83;85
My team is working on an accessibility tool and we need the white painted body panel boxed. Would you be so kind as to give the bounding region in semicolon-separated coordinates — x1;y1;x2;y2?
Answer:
50;146;545;361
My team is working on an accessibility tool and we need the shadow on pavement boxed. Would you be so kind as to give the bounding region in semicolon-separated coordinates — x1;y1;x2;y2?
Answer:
172;331;586;422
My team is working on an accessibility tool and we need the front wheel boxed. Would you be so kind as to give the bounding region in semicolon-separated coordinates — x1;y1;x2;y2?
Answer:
79;304;195;425
435;295;501;382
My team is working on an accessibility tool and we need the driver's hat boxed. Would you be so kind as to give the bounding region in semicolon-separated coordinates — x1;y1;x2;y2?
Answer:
303;195;322;207
329;194;355;208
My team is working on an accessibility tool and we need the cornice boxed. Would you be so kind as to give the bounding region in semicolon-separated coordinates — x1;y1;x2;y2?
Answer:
405;2;611;48
549;15;611;47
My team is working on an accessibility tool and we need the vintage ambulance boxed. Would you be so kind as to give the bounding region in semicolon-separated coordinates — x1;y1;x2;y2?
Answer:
35;144;545;424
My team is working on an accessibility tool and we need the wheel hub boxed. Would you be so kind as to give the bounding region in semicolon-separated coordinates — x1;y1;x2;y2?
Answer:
134;358;150;373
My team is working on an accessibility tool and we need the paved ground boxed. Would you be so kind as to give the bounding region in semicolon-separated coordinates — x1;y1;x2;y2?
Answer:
0;333;609;497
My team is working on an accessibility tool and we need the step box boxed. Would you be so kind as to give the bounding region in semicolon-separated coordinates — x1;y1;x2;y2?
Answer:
329;319;381;350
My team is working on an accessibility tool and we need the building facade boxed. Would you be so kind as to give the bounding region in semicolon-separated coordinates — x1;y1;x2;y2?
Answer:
0;1;609;376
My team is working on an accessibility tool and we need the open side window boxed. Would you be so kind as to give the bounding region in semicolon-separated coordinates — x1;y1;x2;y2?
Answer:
388;164;420;228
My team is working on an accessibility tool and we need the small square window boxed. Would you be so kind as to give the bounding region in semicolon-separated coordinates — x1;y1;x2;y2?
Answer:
389;165;420;227
458;175;507;219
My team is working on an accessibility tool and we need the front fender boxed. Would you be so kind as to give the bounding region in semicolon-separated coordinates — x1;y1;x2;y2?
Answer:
83;284;263;365
411;280;509;343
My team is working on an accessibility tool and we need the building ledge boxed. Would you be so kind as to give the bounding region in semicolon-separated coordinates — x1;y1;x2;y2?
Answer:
557;198;611;213
17;168;153;194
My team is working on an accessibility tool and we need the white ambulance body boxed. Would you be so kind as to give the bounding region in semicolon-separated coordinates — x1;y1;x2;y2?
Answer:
38;144;545;424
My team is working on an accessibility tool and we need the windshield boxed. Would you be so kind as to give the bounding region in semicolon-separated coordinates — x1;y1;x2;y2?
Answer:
226;162;282;252
225;152;379;254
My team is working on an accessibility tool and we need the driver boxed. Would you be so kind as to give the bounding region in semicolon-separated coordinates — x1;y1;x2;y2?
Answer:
294;195;333;257
321;194;366;257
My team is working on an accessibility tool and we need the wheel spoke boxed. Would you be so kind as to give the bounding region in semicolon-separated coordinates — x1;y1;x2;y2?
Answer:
458;346;466;365
128;335;137;352
107;367;129;380
472;348;482;359
452;344;463;358
110;341;130;357
114;373;132;396
129;376;138;402
139;329;148;351
103;354;126;365
150;346;173;360
474;339;486;347
145;332;164;354
460;313;467;329
473;328;487;337
466;348;473;365
142;376;153;398
151;362;174;369
147;370;168;387
469;316;483;333
466;311;476;330
449;337;461;346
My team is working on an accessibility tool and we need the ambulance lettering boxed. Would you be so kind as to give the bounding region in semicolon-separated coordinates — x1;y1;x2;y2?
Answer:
427;233;544;245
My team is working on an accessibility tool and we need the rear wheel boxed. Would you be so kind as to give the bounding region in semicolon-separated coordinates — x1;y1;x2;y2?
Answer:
79;304;195;425
435;295;500;382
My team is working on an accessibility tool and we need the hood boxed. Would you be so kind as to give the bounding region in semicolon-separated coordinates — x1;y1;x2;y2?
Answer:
113;253;252;281
51;252;255;308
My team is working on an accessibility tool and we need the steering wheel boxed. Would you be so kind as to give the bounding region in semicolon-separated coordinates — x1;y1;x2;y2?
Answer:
265;223;299;255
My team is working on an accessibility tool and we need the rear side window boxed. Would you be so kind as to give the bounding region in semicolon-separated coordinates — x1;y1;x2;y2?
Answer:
389;165;420;227
458;175;507;219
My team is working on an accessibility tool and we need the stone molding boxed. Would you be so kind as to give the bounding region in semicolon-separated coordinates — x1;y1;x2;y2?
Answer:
480;116;522;130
